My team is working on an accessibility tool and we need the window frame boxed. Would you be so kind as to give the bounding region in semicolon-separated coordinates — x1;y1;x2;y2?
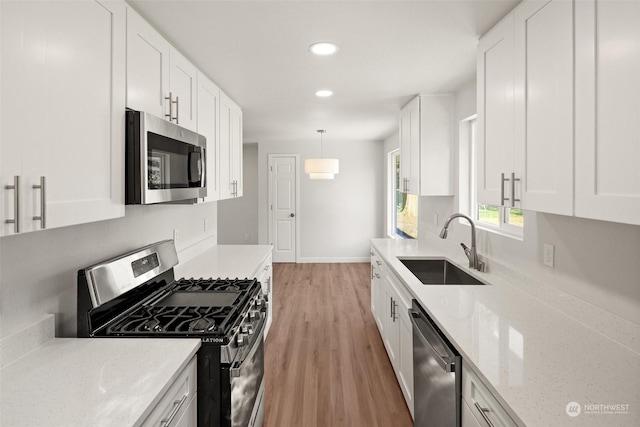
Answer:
388;149;418;239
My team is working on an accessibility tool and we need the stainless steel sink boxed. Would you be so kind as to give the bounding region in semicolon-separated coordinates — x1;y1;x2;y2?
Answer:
399;259;485;285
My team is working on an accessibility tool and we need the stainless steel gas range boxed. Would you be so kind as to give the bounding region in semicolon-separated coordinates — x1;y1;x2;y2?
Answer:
77;240;266;427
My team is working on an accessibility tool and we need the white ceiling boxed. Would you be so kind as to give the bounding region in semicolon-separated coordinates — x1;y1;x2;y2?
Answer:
128;0;519;143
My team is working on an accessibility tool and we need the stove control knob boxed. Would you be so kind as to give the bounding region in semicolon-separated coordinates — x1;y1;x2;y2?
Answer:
249;310;260;320
241;325;254;335
255;299;263;308
236;333;248;347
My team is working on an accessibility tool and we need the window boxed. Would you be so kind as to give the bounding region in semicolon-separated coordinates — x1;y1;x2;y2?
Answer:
389;150;418;239
461;117;523;236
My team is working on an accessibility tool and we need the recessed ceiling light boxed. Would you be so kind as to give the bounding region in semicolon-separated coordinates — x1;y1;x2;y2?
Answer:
309;42;339;56
315;90;333;98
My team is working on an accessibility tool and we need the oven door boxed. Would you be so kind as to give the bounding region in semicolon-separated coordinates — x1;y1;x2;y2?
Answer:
229;317;266;427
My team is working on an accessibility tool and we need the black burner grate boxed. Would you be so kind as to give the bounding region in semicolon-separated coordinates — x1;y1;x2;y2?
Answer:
104;278;259;338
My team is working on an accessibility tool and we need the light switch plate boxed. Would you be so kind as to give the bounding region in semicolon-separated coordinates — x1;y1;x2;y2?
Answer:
543;243;555;267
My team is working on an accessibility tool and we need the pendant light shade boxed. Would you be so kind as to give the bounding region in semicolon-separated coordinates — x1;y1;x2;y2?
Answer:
305;130;339;179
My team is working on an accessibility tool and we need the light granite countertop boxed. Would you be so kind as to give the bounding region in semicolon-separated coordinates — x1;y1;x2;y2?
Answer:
371;238;639;427
0;316;200;427
175;244;272;280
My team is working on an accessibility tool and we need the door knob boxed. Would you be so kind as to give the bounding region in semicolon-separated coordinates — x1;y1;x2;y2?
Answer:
290;213;295;217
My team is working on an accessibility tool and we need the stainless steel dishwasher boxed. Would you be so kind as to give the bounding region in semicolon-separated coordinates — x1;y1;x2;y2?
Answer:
410;300;461;427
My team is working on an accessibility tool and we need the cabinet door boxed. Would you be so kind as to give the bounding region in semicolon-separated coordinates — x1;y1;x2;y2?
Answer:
575;0;640;225
383;278;400;372
126;7;170;118
218;92;233;200
2;0;126;234
196;72;220;202
169;47;197;132
420;94;454;196
230;103;244;197
398;311;414;418
514;0;573;215
477;14;515;206
399;108;411;192
399;96;420;195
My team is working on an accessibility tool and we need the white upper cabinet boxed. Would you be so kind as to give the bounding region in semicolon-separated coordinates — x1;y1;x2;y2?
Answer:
399;95;453;196
514;0;573;216
126;8;197;132
1;0;126;236
219;92;243;200
478;0;574;216
575;0;640;225
477;14;515;207
169;47;198;132
126;7;170;119
399;96;421;195
420;95;454;196
196;72;220;202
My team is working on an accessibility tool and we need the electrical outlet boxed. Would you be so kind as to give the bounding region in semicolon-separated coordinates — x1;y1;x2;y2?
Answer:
543;243;555;267
173;229;179;245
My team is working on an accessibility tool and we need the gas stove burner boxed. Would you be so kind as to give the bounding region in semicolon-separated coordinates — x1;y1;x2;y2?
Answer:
143;319;163;332
185;317;216;332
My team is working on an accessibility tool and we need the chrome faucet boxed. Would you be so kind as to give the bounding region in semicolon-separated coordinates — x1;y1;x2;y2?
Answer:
439;213;485;272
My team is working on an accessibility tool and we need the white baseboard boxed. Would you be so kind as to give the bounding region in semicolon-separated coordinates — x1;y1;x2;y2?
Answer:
295;257;369;263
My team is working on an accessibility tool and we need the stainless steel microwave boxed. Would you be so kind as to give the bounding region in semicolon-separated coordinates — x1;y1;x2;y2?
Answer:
126;110;206;204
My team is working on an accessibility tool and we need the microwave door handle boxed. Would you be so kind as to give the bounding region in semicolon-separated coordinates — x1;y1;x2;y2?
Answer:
187;148;204;186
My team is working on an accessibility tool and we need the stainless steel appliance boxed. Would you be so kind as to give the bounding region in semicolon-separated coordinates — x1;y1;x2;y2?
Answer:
126;110;207;204
410;300;461;427
77;240;266;427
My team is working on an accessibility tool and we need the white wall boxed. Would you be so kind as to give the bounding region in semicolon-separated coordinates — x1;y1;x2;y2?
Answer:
218;144;259;244
258;139;384;262
0;203;218;338
419;79;640;325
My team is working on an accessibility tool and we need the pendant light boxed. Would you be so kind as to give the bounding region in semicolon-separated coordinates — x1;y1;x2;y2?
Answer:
305;130;339;179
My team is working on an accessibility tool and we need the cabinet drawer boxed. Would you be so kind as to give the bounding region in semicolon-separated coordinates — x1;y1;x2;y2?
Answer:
462;361;517;427
142;356;197;427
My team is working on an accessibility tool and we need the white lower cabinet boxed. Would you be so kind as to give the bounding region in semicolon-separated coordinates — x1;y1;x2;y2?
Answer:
255;254;273;339
462;361;517;427
142;356;197;427
370;247;414;418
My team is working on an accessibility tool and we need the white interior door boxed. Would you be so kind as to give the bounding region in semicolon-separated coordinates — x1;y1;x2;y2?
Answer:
269;155;297;263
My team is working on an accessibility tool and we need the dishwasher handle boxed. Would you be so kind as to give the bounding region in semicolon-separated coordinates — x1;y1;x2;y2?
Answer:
410;309;456;373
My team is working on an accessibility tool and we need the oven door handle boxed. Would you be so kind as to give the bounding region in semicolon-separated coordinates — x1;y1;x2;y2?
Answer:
230;316;266;378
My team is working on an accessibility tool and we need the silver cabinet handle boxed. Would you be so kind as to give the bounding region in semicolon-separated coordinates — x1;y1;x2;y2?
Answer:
289;213;295;217
390;297;393;319
473;401;495;427
174;96;179;124
32;176;46;229
500;173;509;206
160;394;188;427
5;176;20;233
510;172;520;207
165;92;173;122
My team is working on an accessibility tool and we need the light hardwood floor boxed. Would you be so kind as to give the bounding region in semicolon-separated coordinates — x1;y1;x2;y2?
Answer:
264;263;413;427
